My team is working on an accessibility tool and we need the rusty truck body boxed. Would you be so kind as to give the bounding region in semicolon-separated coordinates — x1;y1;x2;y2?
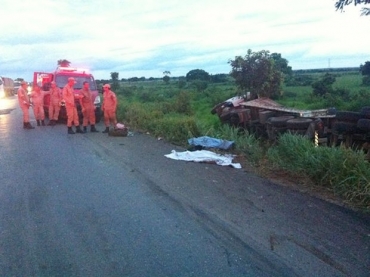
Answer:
212;95;370;149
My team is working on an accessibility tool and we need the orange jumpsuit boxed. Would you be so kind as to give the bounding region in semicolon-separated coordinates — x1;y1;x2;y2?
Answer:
80;87;95;126
17;86;31;123
49;86;62;121
30;88;46;121
62;84;79;127
102;89;117;127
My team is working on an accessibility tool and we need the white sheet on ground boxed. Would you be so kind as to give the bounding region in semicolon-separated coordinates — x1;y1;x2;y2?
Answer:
164;150;242;169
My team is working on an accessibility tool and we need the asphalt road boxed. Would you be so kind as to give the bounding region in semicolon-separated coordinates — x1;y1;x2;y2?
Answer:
0;96;369;277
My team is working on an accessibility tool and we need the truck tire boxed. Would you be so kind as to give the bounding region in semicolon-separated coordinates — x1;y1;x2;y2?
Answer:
268;116;295;128
332;121;357;134
357;118;370;132
335;111;361;123
327;107;337;115
360;106;370;119
286;118;313;129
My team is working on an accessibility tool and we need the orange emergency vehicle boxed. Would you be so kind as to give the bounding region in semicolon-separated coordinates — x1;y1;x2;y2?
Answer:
33;66;102;123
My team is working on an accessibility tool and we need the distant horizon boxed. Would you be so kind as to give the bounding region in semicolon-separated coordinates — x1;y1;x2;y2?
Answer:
3;65;363;83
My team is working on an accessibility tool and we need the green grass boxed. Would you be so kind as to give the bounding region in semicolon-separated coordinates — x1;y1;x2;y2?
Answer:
334;75;361;89
112;72;370;210
267;133;370;208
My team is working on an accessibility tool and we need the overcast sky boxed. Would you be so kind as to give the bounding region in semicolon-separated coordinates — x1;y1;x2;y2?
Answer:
0;0;368;81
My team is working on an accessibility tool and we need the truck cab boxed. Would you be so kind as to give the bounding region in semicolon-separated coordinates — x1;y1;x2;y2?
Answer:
34;67;101;123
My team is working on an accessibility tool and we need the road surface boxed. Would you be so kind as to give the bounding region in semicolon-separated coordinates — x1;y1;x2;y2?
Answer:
0;96;369;276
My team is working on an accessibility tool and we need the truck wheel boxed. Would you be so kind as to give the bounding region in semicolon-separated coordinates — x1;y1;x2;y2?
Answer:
286;118;313;129
357;118;370;132
360;106;370;119
332;121;357;134
268;116;295;128
335;111;361;123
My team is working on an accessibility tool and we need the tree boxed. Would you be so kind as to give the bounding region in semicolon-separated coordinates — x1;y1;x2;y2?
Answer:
210;74;228;83
111;72;119;81
163;75;170;84
360;61;370;86
311;73;336;97
186;69;210;82
163;71;171;84
57;59;71;67
270;53;292;77
228;49;284;99
335;0;370;16
360;61;370;75
110;72;120;91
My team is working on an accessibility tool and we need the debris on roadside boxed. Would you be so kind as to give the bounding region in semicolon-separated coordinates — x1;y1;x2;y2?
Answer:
164;150;242;169
108;123;129;137
188;136;235;150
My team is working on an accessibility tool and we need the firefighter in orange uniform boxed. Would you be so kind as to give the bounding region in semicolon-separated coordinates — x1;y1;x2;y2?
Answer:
62;77;83;134
30;85;48;126
80;81;99;133
17;81;34;129
102;84;117;133
48;81;62;126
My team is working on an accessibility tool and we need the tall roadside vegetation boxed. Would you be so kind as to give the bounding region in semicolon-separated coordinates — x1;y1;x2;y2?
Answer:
106;54;370;210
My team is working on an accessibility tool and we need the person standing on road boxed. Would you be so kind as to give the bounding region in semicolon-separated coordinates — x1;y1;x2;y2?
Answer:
62;77;83;134
102;84;117;133
47;81;62;126
30;85;48;126
17;81;34;129
80;81;99;133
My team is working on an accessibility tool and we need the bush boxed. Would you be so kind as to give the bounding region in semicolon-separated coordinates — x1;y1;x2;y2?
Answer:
191;80;208;92
153;115;200;144
267;133;370;208
178;79;187;89
173;91;193;115
362;76;370;86
206;124;265;166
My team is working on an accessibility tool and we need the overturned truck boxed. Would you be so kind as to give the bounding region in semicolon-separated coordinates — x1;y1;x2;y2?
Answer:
211;96;370;149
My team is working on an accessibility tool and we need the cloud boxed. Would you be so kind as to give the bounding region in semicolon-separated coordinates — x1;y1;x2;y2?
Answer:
0;0;369;80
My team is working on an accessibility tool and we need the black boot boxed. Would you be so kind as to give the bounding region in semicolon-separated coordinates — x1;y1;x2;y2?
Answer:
76;125;84;134
102;127;110;133
41;120;45;126
83;126;87;133
68;127;75;134
37;120;41;126
23;122;27;129
25;122;35;129
90;125;99;132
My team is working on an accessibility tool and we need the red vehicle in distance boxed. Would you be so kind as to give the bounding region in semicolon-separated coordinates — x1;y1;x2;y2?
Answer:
33;66;102;123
